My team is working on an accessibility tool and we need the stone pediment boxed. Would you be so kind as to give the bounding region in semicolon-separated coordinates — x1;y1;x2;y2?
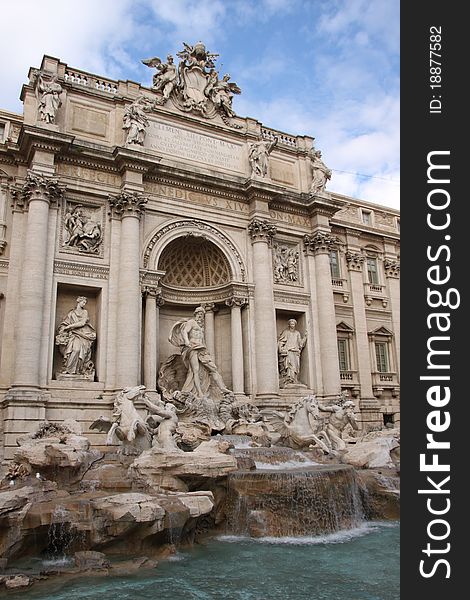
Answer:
368;326;394;337
336;321;354;333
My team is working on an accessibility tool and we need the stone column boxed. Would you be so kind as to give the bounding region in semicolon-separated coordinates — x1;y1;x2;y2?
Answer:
304;232;341;398
226;296;248;395
142;286;164;390
248;218;278;397
346;250;380;422
109;191;147;388
12;172;64;388
203;303;217;359
384;259;400;366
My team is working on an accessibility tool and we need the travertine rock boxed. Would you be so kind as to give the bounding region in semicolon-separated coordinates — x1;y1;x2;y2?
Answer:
343;429;400;469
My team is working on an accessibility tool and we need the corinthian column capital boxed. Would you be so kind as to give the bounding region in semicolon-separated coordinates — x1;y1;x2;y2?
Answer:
345;250;365;271
384;259;400;278
108;190;148;219
11;170;65;210
303;231;340;255
248;218;277;244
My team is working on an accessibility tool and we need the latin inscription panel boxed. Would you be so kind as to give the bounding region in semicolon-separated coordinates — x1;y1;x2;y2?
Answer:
146;121;245;173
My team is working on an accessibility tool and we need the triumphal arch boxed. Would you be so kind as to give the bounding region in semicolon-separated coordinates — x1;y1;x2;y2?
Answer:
0;43;400;460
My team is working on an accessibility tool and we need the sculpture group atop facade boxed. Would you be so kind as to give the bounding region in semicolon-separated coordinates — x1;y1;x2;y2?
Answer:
142;41;241;124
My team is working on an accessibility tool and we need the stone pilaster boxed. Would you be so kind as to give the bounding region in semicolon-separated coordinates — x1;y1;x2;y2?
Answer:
384;258;400;372
12;171;65;388
346;250;380;419
248;218;278;397
303;232;341;398
226;296;248;395
203;303;217;359
142;286;163;391
109;191;147;388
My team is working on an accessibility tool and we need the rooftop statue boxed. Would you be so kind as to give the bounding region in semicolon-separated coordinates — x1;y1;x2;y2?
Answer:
248;136;278;177
141;55;178;105
309;148;332;195
122;96;152;145
37;73;62;124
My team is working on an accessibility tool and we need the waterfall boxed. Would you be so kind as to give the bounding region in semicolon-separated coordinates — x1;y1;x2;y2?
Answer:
44;505;83;562
225;464;365;537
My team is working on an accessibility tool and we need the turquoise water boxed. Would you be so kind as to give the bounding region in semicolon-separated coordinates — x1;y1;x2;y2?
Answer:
9;522;399;600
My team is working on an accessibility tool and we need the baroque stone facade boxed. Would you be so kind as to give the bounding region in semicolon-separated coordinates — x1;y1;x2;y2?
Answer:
0;52;400;461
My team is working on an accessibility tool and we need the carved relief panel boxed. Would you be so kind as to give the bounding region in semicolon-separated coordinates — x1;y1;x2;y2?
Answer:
59;199;104;257
272;240;302;287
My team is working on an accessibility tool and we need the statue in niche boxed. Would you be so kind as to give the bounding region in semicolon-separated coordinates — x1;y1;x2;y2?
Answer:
317;399;358;452
90;385;151;455
123;96;152;145
277;319;307;387
55;296;96;379
165;306;231;399
273;244;299;283
205;71;241;118
63;205;102;254
309;149;332;195
141;55;178;104
37;73;62;124
248;136;278;177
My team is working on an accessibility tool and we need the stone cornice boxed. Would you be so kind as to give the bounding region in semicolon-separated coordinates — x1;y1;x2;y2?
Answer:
306;195;345;219
16;125;75;165
145;174;247;204
303;231;340;255
108;190;148;219
160;282;254;305
248;217;277;243
112;146;161;175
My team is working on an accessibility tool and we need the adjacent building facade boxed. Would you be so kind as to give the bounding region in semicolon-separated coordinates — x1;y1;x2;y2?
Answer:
0;50;400;461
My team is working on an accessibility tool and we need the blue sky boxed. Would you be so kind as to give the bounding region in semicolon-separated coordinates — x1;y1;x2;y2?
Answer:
0;0;399;209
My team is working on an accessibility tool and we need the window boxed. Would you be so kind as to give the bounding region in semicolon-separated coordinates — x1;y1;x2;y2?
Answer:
337;338;349;371
329;250;340;278
367;257;379;284
375;342;389;372
396;218;400;232
362;210;371;225
0;123;5;143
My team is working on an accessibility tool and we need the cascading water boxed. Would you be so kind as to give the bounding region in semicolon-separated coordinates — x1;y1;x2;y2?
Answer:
44;505;83;564
225;448;365;538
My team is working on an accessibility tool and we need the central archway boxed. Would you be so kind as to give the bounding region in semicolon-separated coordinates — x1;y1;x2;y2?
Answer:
158;236;231;287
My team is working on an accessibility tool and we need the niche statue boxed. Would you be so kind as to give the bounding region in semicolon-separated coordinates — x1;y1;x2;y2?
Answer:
55;296;96;380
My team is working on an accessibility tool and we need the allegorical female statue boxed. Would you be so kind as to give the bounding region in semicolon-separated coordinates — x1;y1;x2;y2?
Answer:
55;296;96;378
277;318;307;387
